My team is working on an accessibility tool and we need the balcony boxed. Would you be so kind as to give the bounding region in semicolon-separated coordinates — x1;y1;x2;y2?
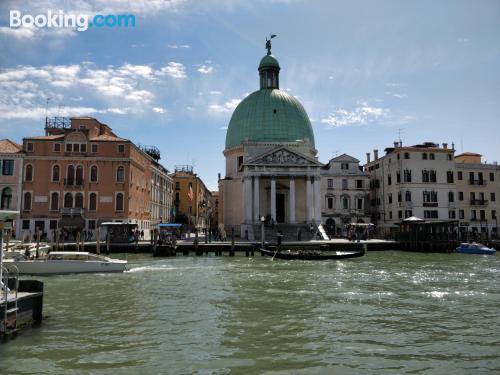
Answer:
469;180;486;186
61;208;85;216
470;199;488;206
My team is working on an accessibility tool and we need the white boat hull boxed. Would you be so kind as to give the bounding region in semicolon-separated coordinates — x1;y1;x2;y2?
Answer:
3;259;127;275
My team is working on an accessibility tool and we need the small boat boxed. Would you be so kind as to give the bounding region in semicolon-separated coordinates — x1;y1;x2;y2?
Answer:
455;243;496;255
3;251;128;275
258;247;365;260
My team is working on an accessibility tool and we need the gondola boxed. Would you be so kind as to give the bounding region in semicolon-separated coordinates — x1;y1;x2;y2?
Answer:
258;247;365;260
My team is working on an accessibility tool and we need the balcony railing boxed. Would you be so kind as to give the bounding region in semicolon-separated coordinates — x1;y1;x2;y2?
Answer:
61;208;85;216
469;180;486;186
470;199;488;206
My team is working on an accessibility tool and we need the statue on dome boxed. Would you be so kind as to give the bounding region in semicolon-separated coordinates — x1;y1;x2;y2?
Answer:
265;34;277;55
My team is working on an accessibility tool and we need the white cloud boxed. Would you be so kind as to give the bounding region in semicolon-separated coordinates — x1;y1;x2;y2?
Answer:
210;90;222;95
157;62;187;79
0;26;38;40
208;98;242;114
168;43;191;49
197;65;214;74
321;105;390;127
152;106;166;114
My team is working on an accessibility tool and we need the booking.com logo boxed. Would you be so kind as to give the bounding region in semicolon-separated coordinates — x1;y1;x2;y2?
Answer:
9;10;136;32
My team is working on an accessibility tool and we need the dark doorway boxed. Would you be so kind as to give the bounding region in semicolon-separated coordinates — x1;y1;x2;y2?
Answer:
276;193;285;223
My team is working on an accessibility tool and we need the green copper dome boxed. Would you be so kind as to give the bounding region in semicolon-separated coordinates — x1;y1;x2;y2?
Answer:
259;54;280;70
225;88;315;149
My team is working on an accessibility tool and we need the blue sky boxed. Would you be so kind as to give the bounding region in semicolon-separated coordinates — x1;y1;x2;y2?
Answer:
1;0;499;190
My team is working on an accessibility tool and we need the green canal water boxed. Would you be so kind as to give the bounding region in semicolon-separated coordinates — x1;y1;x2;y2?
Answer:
1;251;500;374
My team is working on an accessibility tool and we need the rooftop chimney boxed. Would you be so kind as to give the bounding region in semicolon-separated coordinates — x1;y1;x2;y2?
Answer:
374;149;379;160
394;141;399;148
366;152;371;164
443;143;448;149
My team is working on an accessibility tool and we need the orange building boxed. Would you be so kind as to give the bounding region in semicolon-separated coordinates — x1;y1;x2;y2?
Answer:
19;116;167;240
171;166;212;231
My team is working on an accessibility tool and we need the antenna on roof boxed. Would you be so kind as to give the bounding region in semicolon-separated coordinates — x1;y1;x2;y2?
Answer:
331;150;340;158
398;128;404;144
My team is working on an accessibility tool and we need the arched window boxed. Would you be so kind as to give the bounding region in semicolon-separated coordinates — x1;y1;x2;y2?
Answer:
25;164;33;181
50;192;59;211
116;166;125;182
67;165;75;185
64;192;73;208
23;192;32;211
1;187;12;209
116;193;124;211
76;166;84;185
90;165;98;182
89;192;97;211
75;193;84;208
405;191;412;202
52;165;60;182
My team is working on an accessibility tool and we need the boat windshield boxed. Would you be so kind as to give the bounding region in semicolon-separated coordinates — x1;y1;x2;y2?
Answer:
48;253;90;261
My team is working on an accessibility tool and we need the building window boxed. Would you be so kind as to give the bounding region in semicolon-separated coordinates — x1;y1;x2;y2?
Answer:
398;210;403;219
396;171;401;183
389;211;393;219
23;192;32;211
327;197;334;209
89;193;97;211
91;144;98;153
459;210;464;219
423;191;438;203
398;192;402;202
49;220;58;230
447;154;452;160
404;169;412;182
175;182;180;190
424;210;438;219
491;192;496;202
75;193;84;209
237;156;243;170
116;193;124;211
448;191;454;202
80;144;87;153
327;179;333;188
489;172;494;182
447;171;454;183
422;170;429;183
449;210;456;219
405;191;411;202
458;192;463;201
64;193;73;208
25;164;33;181
66;143;72;152
52;165;60;182
342;197;349;209
422;153;427;160
341;163;349;170
342;179;348;190
458;171;462;180
429;170;436;183
404;152;410;159
26;142;34;152
492;210;497;220
54;143;61;152
1;187;12;209
388;174;392;185
76;166;84;185
2;160;14;175
356;180;363;189
116;166;125;182
22;220;30;230
88;220;96;230
388;193;392;204
429;153;435;160
118;144;125;153
67;165;75;185
357;198;363;210
50;192;59;211
90;165;98;182
405;210;413;218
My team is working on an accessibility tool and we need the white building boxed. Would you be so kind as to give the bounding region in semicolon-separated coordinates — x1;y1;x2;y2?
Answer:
320;154;370;236
365;142;457;235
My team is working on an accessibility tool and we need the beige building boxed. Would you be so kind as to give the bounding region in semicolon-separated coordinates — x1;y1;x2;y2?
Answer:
365;141;456;234
0;140;23;234
320;154;370;236
455;152;500;239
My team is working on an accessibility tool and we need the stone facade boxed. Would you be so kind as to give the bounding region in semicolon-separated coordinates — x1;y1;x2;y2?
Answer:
0;140;23;234
320;154;370;236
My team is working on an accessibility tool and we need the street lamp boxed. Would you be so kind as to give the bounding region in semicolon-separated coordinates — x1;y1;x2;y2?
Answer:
260;216;265;249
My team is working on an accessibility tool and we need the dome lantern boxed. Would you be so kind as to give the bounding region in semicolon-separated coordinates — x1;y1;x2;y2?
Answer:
259;35;280;89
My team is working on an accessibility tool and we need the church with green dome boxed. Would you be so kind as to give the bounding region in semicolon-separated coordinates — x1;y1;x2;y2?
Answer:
220;38;324;239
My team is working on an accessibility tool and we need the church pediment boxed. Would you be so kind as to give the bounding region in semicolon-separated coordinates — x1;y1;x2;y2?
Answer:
245;146;323;167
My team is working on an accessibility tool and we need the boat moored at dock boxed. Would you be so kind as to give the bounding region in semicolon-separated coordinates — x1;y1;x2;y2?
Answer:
3;251;128;275
259;246;365;260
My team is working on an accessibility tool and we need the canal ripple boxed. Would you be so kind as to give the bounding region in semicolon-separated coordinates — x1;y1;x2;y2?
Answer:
1;251;499;374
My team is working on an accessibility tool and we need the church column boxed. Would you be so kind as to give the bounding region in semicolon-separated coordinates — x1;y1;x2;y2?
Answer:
289;176;296;223
313;176;322;224
306;176;313;222
270;177;276;222
243;176;252;223
253;176;260;222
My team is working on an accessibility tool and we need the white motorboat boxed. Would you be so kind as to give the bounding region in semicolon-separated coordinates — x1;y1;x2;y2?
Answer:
3;251;128;275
